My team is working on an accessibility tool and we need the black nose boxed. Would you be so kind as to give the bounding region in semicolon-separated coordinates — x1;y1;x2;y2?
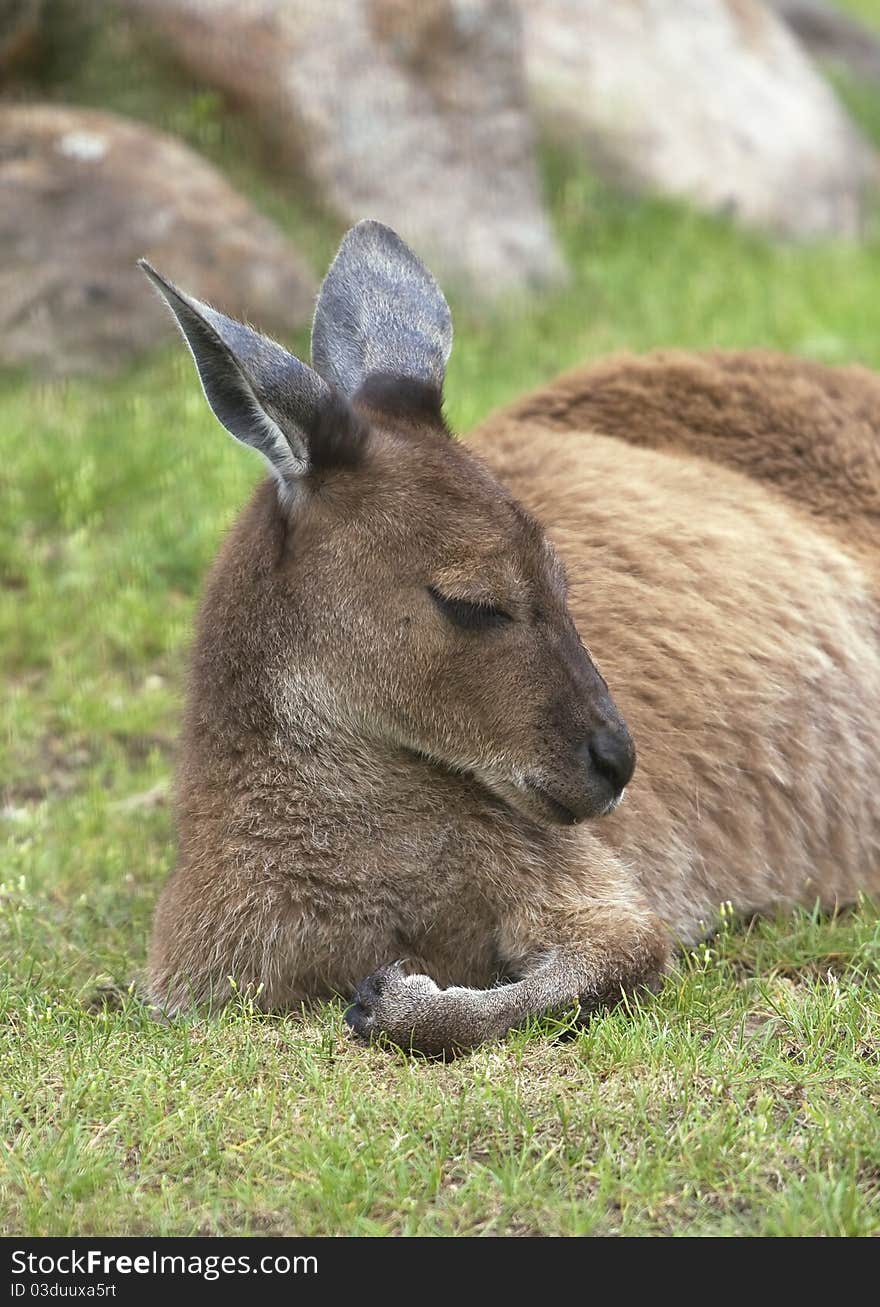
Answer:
582;728;635;793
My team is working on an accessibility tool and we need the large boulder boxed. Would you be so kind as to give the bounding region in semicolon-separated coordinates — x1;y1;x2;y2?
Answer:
122;0;565;299
769;0;880;85
0;104;317;375
519;0;876;239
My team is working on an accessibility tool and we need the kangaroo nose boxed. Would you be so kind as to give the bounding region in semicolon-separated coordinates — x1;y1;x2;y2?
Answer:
582;727;636;793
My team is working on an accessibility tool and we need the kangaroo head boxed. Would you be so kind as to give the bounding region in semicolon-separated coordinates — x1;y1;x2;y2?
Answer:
141;221;634;824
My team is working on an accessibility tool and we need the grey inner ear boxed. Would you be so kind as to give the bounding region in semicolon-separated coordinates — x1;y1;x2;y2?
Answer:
139;260;328;485
311;220;453;399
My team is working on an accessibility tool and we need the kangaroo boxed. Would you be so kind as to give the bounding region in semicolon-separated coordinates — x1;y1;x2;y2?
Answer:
141;221;880;1054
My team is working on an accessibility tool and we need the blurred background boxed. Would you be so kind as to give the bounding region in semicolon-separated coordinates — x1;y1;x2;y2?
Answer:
3;0;880;960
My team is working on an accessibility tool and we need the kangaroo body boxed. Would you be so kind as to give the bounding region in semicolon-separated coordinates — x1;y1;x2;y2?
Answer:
474;353;880;940
143;226;880;1053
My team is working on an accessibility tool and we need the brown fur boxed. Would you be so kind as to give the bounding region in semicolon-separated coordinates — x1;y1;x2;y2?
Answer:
499;349;880;557
148;349;880;1054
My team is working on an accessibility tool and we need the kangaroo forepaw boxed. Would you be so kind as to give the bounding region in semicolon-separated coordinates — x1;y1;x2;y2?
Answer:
344;961;404;1034
344;963;446;1053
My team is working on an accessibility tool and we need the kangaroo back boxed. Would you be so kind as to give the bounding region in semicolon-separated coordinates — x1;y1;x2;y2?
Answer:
486;349;880;559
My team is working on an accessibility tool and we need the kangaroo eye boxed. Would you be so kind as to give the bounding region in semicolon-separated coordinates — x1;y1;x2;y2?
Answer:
428;588;512;631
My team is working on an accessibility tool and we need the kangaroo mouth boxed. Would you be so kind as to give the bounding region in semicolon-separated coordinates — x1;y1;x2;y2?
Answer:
522;781;580;825
522;777;626;825
405;748;624;827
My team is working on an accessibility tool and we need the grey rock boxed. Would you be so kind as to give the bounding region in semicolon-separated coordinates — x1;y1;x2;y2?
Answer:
519;0;877;239
769;0;880;85
122;0;566;299
0;104;317;375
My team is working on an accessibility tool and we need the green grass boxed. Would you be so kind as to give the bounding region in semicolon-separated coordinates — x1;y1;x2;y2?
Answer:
2;911;878;1236
2;8;880;1237
838;0;880;26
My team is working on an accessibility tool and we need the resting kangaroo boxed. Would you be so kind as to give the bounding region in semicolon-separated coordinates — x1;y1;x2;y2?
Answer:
141;221;880;1054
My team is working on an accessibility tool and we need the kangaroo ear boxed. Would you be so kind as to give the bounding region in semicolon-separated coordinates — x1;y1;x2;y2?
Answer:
140;261;361;492
311;221;453;405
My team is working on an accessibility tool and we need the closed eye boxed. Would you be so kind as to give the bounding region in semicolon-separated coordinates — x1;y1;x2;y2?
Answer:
428;588;512;631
